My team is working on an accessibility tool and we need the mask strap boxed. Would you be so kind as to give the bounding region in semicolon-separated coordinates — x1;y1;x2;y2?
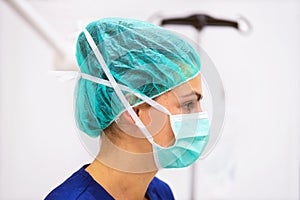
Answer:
48;69;170;116
83;29;158;142
81;73;171;115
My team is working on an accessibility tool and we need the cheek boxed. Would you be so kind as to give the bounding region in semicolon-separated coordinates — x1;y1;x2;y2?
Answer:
153;116;175;147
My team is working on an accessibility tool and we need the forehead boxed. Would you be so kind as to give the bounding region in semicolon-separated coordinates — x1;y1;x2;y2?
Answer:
172;74;202;97
153;74;202;104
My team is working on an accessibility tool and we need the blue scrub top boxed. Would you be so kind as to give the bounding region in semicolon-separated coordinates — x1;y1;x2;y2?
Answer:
45;164;175;200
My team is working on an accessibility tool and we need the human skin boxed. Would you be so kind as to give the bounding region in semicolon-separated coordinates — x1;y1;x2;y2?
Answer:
85;74;203;200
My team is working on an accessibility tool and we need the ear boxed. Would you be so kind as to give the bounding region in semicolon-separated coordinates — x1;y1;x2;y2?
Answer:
117;93;142;124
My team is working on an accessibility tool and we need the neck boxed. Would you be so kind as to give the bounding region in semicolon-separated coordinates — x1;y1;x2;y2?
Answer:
86;159;156;200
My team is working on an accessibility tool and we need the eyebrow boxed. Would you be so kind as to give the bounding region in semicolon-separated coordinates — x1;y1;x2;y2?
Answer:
180;91;203;100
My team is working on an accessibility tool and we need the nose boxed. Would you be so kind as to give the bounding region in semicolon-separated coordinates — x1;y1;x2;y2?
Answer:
198;102;203;112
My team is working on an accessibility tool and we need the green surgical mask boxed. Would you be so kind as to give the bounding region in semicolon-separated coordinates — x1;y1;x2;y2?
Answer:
152;110;210;168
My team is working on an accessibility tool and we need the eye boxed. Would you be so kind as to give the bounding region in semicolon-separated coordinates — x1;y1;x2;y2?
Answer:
182;100;198;113
179;92;203;113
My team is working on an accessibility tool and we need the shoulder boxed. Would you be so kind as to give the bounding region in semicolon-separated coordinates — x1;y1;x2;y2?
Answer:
147;176;175;200
44;166;91;200
44;165;112;200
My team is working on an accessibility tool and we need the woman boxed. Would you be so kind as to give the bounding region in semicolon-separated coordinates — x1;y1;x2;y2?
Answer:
45;18;210;200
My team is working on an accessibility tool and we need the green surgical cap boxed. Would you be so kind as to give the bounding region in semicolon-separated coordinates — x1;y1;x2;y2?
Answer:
75;18;201;137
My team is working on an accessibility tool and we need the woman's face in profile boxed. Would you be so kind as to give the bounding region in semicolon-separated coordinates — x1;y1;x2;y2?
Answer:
139;74;203;148
108;74;203;157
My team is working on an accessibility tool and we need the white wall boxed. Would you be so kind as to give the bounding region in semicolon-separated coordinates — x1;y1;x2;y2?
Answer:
0;0;299;199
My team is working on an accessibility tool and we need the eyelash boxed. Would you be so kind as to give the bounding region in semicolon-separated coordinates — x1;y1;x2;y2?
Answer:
180;93;202;113
182;100;198;113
